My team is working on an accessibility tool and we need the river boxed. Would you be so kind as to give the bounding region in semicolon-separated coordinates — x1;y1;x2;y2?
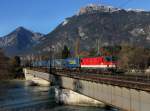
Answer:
0;80;118;111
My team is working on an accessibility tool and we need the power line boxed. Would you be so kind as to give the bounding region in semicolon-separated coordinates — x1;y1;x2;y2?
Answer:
119;0;134;8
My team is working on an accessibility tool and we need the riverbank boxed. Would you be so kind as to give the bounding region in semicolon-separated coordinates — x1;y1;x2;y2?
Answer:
0;71;25;81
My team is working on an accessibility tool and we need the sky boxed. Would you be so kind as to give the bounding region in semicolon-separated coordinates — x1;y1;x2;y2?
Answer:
0;0;150;37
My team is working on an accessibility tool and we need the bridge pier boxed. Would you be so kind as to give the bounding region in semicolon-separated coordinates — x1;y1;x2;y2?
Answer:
54;87;104;107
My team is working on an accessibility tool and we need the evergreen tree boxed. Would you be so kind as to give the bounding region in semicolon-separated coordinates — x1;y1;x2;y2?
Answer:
10;56;23;78
14;56;21;67
62;45;70;59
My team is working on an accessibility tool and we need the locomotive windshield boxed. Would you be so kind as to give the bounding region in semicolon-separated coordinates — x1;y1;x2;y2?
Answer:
105;56;117;62
105;56;112;62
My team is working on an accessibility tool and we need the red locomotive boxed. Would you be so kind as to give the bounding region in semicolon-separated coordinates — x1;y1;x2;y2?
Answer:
80;56;117;69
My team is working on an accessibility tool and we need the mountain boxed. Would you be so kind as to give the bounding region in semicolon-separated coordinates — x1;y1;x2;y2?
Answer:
1;4;150;57
0;27;44;56
33;4;150;57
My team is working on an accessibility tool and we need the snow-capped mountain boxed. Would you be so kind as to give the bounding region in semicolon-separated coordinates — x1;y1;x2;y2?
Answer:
34;4;150;57
0;27;45;56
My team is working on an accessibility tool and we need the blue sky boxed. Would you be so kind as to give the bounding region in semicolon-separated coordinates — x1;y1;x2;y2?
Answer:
0;0;149;36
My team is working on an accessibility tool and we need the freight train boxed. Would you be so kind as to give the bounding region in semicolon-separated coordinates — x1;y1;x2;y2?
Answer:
30;56;117;72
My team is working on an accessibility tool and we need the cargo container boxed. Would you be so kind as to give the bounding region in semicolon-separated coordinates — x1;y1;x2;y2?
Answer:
51;59;64;69
64;58;80;69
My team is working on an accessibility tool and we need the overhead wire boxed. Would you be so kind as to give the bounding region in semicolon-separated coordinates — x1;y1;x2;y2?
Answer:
118;0;134;9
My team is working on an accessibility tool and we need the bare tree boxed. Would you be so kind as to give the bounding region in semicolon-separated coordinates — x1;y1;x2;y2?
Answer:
0;49;11;79
118;44;150;71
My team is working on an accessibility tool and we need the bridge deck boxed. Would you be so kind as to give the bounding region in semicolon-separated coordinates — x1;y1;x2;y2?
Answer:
28;67;150;92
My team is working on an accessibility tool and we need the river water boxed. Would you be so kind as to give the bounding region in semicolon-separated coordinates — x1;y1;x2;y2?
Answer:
0;80;118;111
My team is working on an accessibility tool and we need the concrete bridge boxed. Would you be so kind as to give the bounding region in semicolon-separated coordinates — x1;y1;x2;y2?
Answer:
24;68;150;111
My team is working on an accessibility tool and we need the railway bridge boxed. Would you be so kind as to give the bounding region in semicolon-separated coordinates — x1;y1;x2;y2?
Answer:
24;68;150;111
